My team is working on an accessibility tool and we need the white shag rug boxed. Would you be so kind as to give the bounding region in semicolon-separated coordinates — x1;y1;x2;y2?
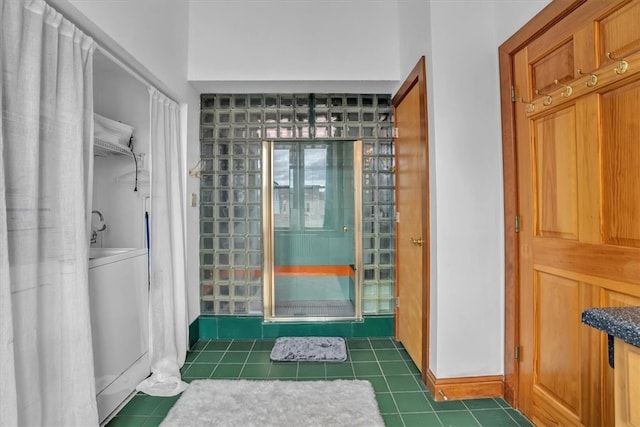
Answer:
160;379;384;427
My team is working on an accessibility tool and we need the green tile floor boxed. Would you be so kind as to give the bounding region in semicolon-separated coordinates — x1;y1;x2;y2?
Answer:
106;338;534;427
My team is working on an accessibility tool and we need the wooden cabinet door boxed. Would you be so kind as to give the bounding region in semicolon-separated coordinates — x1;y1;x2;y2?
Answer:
505;1;640;425
615;339;640;427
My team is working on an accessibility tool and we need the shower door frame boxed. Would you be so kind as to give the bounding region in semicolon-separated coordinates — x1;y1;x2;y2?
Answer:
261;139;363;322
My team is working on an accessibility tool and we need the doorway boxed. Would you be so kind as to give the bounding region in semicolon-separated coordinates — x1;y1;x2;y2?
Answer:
393;57;430;379
262;139;363;321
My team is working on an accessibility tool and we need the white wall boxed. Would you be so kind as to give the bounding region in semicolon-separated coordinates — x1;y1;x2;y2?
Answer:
51;0;202;324
396;0;551;379
65;0;189;96
188;0;400;92
429;1;506;378
397;0;432;85
493;0;554;45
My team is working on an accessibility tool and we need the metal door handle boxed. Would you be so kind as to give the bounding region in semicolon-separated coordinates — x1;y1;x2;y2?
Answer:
409;237;423;246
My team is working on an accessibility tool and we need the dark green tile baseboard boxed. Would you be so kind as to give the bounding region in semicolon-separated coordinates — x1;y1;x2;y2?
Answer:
191;315;394;344
188;318;200;348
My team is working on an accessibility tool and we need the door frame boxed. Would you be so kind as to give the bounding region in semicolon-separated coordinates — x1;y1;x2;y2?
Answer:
498;0;587;407
392;57;430;384
261;139;364;322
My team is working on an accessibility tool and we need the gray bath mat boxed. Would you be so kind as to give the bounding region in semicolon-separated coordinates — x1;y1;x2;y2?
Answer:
270;337;347;362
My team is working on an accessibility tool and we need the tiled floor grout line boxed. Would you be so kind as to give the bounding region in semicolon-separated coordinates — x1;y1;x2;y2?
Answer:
235;339;252;377
264;349;275;379
369;338;407;427
348;355;356;378
396;343;438;426
209;340;230;378
216;340;234;379
389;339;454;427
504;406;528;427
431;411;446;427
463;401;485;427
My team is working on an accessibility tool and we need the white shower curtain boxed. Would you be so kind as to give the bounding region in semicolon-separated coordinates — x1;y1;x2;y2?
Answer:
0;0;98;425
136;88;189;397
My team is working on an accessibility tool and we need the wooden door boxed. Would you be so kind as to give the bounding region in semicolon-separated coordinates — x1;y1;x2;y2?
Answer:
393;57;430;376
501;1;640;426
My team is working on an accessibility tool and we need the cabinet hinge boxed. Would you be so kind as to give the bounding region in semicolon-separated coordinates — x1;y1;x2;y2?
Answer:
395;211;400;223
392;127;399;138
515;345;521;362
395;297;400;308
511;86;516;103
515;215;520;233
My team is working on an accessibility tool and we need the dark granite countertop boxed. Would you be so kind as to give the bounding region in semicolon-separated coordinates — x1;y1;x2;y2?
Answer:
582;306;640;348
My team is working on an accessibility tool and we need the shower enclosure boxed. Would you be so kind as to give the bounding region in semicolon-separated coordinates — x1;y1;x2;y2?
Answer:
262;140;362;321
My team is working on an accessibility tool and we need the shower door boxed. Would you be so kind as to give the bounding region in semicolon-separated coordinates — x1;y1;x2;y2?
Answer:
262;140;362;321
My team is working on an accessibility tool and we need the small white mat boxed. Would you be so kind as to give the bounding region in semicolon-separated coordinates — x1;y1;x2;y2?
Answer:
270;336;347;362
160;379;384;427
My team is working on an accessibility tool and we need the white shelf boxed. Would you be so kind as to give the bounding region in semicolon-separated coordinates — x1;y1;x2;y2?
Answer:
94;138;144;168
93;113;143;165
95;137;134;156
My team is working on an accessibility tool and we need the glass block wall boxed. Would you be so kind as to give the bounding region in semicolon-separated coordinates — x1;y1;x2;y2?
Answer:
200;94;395;315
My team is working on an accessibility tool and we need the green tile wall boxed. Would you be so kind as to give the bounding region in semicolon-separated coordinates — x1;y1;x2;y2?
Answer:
188;319;199;348
193;315;394;341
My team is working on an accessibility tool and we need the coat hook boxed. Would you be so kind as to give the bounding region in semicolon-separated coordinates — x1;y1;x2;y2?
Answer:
542;95;553;106
606;52;629;74
578;69;598;87
614;60;628;75
554;79;573;98
520;98;535;113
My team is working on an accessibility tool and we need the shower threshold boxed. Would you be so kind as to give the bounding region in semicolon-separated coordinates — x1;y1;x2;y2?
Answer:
274;300;355;317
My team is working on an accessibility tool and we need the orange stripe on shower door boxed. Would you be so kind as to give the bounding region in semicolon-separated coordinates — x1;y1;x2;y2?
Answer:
274;265;355;278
